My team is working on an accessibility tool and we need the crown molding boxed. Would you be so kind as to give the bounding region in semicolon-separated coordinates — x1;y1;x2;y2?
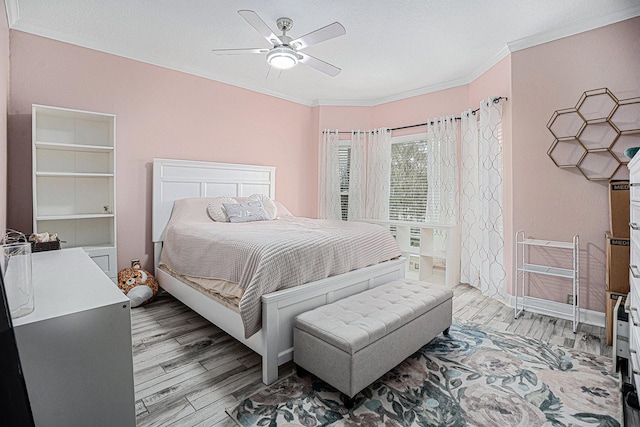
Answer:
7;18;315;107
6;2;640;108
5;0;20;26
508;3;640;52
311;98;376;107
370;76;472;106
466;45;511;84
313;74;473;107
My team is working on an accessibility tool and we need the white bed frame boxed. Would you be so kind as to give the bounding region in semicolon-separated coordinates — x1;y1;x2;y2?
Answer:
152;158;405;384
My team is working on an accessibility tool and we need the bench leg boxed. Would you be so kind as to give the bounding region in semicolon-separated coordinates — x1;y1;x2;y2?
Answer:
296;364;308;377
344;395;355;409
443;327;450;336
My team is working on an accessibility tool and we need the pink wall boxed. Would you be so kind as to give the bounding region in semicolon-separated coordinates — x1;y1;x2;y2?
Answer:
7;31;317;271
511;16;640;311
316;84;471;136
371;87;469;133
0;6;8;233
5;16;637;316
317;105;372;132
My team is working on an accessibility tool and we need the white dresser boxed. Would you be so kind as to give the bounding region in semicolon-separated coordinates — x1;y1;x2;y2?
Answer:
12;248;135;427
627;155;640;385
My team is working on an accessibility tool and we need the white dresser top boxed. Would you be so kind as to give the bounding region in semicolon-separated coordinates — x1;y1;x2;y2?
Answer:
13;248;128;327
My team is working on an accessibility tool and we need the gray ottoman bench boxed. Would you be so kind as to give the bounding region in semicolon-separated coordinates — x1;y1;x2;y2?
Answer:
293;278;453;405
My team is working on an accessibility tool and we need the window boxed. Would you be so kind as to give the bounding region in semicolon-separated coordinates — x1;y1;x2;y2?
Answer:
389;138;428;222
338;144;351;221
336;134;429;225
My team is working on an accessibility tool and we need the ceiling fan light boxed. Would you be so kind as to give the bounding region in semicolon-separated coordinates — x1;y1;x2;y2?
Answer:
267;47;298;69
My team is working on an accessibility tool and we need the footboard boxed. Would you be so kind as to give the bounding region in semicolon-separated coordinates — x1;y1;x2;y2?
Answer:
260;257;405;384
155;241;405;385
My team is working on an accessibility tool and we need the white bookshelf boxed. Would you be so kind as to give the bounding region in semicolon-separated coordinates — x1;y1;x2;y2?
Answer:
359;219;460;287
32;104;117;280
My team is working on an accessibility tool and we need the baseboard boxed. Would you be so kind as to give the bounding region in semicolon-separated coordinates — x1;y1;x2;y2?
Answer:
506;294;605;328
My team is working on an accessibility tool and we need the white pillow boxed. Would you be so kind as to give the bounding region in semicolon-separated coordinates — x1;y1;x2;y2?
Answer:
248;194;277;220
223;200;269;223
207;196;238;222
274;201;294;217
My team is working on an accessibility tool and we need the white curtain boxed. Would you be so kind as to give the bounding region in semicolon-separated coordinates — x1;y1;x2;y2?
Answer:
319;130;342;220
425;116;459;225
460;97;506;299
365;128;391;220
348;131;367;220
424;116;459;253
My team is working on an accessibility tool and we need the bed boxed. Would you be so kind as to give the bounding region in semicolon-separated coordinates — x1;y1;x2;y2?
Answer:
152;158;406;384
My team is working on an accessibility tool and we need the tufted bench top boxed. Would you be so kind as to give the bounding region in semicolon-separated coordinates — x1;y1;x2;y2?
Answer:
294;278;453;354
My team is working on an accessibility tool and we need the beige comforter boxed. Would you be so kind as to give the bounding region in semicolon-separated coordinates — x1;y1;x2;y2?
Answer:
160;198;402;337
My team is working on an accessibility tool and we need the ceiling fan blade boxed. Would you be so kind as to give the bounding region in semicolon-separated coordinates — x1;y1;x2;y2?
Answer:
238;10;280;45
211;48;268;55
291;22;346;50
298;52;341;77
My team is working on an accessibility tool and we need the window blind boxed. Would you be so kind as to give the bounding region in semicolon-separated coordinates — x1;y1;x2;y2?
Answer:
338;145;351;221
389;140;428;222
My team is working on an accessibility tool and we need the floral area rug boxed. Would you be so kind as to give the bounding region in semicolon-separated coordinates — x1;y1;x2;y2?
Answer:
227;323;622;426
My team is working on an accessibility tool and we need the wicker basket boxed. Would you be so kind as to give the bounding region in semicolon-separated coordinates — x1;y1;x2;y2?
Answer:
4;230;62;252
30;239;61;252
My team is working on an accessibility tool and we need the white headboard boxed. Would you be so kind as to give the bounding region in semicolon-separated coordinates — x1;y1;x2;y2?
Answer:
152;158;276;243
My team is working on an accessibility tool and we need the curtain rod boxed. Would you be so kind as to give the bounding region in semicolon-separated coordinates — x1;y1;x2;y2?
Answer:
322;96;508;134
392;96;508;131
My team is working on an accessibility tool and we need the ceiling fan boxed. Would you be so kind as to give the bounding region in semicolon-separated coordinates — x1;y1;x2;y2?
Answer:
211;10;346;77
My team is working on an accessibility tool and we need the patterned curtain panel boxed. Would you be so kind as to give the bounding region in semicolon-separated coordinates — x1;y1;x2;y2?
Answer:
319;130;342;220
348;131;367;220
460;98;506;299
366;128;392;220
425;116;459;253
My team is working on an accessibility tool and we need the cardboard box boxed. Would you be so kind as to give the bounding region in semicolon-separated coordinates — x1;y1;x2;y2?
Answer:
606;291;627;346
609;180;630;238
606;232;630;294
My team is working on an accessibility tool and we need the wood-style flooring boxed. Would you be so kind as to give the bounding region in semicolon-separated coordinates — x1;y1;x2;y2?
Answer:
132;283;615;427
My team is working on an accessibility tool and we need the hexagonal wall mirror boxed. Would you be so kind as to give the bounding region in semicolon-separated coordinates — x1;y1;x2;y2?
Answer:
547;88;640;181
611;132;640;162
548;138;586;168
578;122;619;150
577;151;620;181
576;88;618;122
548;109;585;139
611;98;640;132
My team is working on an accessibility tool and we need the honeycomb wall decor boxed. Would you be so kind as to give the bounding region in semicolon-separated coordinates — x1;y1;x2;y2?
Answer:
547;88;640;181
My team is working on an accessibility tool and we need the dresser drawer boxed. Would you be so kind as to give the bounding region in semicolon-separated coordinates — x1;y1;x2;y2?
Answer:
85;246;117;281
631;238;640;279
617;336;630;359
629;317;640;387
618;318;630;339
615;294;630;360
632;282;640;312
631;180;640;202
631;201;640;231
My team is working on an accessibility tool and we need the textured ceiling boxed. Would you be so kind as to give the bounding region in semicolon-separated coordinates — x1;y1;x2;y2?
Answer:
6;0;640;106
